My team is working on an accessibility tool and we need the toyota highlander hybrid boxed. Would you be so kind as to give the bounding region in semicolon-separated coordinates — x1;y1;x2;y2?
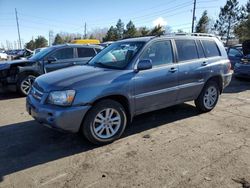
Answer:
26;35;232;145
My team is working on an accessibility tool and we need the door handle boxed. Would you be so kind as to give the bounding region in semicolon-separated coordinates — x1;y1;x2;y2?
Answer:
72;62;77;65
202;62;208;66
169;67;177;73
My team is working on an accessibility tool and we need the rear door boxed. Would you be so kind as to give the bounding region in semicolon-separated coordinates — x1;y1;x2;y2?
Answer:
175;39;208;102
75;47;96;65
44;47;75;72
134;40;179;114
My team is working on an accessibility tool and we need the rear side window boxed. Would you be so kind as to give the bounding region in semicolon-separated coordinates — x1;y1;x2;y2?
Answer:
77;48;96;58
175;40;199;62
197;40;205;58
51;48;74;60
202;40;221;57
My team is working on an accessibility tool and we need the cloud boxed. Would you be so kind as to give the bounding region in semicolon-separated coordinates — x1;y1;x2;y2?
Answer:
153;17;167;27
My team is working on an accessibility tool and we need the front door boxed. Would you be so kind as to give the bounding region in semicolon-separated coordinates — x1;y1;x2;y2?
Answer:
44;47;75;73
134;40;179;114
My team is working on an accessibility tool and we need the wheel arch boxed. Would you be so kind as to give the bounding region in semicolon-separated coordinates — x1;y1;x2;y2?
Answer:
205;75;223;94
18;70;40;80
79;94;132;133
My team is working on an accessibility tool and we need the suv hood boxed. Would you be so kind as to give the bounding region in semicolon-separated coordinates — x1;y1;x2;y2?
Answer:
35;65;127;92
0;59;35;70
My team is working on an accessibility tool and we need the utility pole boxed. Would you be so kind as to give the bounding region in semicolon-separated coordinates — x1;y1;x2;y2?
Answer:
49;30;54;46
15;8;22;49
84;22;87;39
191;0;197;33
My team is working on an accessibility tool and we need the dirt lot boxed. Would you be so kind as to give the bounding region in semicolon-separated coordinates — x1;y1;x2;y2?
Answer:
0;78;250;188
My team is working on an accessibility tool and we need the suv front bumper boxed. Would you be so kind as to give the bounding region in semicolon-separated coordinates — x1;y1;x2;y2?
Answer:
26;95;91;133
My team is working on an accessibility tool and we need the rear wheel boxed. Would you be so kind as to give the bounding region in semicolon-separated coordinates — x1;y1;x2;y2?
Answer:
82;99;127;145
195;81;219;112
17;75;36;96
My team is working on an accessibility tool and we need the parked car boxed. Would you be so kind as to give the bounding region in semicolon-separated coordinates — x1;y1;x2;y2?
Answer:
0;51;8;60
227;44;243;69
0;44;103;96
234;40;250;79
26;35;232;145
7;49;33;60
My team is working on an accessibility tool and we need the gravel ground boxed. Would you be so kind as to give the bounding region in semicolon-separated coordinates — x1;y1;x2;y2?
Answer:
0;78;250;188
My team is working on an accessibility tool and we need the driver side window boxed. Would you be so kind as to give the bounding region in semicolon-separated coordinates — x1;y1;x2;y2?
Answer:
50;48;74;61
140;40;173;67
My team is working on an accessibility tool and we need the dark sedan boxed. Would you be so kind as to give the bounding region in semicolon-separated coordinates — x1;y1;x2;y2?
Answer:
0;44;103;96
234;40;250;79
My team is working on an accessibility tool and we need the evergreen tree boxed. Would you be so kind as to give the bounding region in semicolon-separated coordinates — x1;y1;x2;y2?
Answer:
177;29;184;33
150;25;165;36
116;19;124;39
35;36;48;48
214;0;243;45
124;21;137;38
89;34;95;39
103;26;119;42
195;10;210;33
53;34;64;45
139;27;150;36
234;0;250;42
25;39;35;50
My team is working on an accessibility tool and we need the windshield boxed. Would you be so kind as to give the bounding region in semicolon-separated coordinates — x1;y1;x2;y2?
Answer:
88;41;145;69
29;47;53;60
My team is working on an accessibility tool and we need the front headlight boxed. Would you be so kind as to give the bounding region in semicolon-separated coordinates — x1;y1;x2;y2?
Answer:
47;90;76;106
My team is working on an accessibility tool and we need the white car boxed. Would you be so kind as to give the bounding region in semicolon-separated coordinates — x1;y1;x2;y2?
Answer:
0;52;8;60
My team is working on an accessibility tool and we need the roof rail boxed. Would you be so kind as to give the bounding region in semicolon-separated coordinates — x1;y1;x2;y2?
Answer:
164;33;216;37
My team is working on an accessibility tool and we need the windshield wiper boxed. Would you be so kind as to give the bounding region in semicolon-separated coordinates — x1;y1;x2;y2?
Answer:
94;62;111;68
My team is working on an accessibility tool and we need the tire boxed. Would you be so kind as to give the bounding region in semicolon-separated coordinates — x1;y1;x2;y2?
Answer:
195;81;220;112
82;99;127;145
17;74;36;96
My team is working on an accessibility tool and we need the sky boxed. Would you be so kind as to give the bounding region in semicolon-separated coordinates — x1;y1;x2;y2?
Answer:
0;0;248;49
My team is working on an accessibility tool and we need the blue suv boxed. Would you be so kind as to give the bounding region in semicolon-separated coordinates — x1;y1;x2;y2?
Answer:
27;35;232;145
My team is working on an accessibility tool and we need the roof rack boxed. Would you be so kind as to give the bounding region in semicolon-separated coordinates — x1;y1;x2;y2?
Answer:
164;33;216;37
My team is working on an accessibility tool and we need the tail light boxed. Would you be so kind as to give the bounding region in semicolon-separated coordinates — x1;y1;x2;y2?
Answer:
227;60;232;72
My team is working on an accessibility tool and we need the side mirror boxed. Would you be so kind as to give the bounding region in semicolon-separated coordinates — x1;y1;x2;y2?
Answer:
136;59;152;72
47;57;57;63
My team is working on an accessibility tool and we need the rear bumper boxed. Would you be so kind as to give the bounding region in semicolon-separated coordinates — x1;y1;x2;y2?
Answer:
26;95;91;133
222;72;233;89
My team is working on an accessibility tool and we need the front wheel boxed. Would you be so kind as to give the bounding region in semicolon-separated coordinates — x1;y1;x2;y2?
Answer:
82;99;127;145
17;75;36;96
195;81;219;112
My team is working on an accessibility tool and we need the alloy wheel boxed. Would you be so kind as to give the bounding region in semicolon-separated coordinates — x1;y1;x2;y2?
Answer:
20;75;36;95
203;86;218;109
93;108;121;139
